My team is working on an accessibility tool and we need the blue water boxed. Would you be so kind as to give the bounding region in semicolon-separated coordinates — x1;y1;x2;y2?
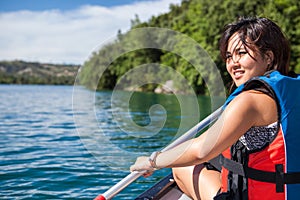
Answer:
0;85;223;199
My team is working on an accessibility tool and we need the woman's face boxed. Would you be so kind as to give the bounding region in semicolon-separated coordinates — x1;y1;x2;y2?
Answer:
226;33;269;86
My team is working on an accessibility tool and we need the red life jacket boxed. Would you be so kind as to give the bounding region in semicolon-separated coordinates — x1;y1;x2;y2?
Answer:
214;71;300;200
220;127;286;200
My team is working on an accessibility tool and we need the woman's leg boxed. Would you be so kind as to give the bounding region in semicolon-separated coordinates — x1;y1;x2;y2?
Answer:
172;164;221;200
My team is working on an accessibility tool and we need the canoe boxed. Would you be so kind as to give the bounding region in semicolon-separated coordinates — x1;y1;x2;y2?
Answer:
135;173;192;200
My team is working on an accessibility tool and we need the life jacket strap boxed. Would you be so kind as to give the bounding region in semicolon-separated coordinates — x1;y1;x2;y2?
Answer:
218;154;245;176
217;155;300;193
245;164;300;192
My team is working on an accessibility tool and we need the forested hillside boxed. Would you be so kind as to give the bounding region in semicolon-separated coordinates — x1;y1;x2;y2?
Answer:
79;0;300;95
0;60;79;85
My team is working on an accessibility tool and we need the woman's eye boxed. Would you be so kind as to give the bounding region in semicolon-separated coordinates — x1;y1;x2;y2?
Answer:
226;54;232;59
238;51;247;55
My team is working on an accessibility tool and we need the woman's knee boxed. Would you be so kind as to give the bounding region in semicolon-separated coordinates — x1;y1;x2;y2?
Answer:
172;167;187;183
172;166;195;196
172;166;194;181
172;165;221;200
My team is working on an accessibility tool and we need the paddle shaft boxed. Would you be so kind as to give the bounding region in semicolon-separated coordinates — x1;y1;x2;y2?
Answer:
95;107;223;200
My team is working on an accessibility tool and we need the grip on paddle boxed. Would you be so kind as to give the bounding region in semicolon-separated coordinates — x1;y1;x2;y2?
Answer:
94;194;106;200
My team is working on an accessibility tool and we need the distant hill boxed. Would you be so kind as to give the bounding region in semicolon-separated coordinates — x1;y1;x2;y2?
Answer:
0;60;80;85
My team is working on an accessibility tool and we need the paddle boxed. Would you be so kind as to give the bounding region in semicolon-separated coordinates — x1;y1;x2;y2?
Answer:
94;106;223;200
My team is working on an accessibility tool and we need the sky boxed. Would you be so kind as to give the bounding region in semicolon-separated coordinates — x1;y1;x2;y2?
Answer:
0;0;182;64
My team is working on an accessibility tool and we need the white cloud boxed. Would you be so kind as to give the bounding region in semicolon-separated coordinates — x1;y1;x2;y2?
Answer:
0;0;181;64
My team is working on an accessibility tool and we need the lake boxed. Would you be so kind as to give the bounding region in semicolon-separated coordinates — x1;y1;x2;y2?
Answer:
0;85;224;199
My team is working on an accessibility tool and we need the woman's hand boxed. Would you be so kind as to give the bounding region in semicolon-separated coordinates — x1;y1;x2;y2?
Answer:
130;156;154;177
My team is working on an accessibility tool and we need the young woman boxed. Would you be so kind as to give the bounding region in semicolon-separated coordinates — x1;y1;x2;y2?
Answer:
130;17;300;200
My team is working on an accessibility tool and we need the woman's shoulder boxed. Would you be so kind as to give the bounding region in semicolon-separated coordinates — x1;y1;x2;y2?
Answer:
227;90;278;126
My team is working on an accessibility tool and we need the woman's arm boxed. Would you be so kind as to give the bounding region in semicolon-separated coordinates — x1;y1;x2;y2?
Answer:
130;91;277;172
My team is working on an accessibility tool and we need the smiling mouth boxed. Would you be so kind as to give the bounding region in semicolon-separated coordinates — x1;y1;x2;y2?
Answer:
233;71;244;79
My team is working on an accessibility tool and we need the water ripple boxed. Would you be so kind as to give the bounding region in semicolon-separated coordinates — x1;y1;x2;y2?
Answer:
0;85;217;199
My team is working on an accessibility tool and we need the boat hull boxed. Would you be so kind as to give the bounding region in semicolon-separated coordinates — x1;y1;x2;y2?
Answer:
135;173;191;200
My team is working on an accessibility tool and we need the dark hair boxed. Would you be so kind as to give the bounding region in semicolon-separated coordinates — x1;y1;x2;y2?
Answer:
219;17;290;75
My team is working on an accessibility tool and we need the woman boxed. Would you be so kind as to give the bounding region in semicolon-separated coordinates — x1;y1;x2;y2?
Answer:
130;17;300;199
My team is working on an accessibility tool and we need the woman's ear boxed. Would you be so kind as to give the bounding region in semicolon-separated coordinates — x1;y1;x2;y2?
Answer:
266;51;274;66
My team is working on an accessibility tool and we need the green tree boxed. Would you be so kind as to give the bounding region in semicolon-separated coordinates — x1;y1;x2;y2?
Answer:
80;0;300;95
